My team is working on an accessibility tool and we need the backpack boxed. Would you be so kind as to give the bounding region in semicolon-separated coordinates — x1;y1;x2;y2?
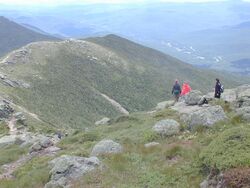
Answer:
220;84;224;93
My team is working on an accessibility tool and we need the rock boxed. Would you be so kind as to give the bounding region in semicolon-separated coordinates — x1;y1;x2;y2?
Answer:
45;155;100;188
0;135;17;146
221;89;237;103
184;90;203;105
144;142;160;148
91;139;123;156
181;105;227;129
236;107;250;121
14;112;26;124
155;100;175;110
29;137;53;153
152;119;180;137
95;117;111;126
200;180;209;188
237;85;250;99
0;101;14;120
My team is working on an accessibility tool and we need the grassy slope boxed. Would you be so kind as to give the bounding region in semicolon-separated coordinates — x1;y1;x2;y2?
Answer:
1;102;250;188
0;35;247;128
0;16;59;57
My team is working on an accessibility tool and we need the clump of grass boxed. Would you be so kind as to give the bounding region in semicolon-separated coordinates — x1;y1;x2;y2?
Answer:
0;145;28;166
153;109;177;120
113;115;140;124
0;122;9;136
199;126;250;171
164;145;182;160
231;115;244;125
143;130;161;142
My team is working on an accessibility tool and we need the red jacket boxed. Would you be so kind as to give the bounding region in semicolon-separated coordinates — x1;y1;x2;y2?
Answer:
180;83;191;96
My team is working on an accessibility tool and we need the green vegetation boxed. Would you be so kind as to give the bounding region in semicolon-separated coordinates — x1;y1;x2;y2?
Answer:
0;35;246;128
199;126;250;171
1;157;51;188
0;145;28;166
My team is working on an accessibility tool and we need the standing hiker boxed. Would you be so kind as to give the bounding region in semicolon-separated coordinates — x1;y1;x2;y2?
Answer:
172;79;182;102
180;81;192;96
214;78;223;99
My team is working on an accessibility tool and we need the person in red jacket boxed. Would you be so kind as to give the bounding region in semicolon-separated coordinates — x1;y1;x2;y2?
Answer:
180;81;192;96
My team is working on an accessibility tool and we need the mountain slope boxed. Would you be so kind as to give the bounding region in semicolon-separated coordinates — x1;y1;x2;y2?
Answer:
0;35;246;128
0;16;59;57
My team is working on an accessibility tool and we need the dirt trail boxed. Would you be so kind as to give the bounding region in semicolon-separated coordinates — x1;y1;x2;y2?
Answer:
0;146;60;180
7;117;18;135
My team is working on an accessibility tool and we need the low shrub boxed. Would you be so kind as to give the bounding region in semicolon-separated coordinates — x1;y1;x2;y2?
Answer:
199;127;250;171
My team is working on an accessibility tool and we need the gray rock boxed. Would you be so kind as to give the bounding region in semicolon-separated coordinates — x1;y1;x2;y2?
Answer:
144;142;160;148
221;89;237;103
236;107;250;121
91;139;123;156
200;180;209;188
237;85;250;99
0;135;17;146
181;105;227;129
95;117;111;126
29;137;53;153
152;119;180;136
0;101;14;120
155;100;175;110
184;90;203;105
45;155;100;188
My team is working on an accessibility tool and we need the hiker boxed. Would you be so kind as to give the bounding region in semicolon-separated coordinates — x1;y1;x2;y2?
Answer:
172;79;182;102
180;81;191;96
214;78;223;99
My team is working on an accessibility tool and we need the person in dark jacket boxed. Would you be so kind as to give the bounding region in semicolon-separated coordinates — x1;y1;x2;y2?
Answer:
214;78;222;98
172;79;182;102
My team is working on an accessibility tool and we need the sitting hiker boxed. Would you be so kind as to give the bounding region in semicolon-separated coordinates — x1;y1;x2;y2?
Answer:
198;96;208;106
172;79;182;102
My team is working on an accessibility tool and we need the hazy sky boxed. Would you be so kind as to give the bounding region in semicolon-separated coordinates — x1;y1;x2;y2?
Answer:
0;0;249;6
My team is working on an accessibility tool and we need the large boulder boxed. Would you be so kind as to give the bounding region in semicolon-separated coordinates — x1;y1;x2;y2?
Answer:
91;139;123;156
181;105;227;129
155;100;175;111
236;107;250;121
235;85;250;108
152;119;180;137
184;90;203;105
95;117;111;126
45;155;100;188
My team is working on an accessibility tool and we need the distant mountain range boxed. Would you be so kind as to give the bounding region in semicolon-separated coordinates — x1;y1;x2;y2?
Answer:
1;1;249;74
0;16;59;57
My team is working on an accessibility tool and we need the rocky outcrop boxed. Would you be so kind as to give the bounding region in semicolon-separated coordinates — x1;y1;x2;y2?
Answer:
184;90;203;105
45;155;101;188
0;135;17;146
181;105;227;129
152;119;180;136
0;100;14;121
29;137;54;153
95;117;111;126
236;107;250;121
155;100;175;111
91;139;123;156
